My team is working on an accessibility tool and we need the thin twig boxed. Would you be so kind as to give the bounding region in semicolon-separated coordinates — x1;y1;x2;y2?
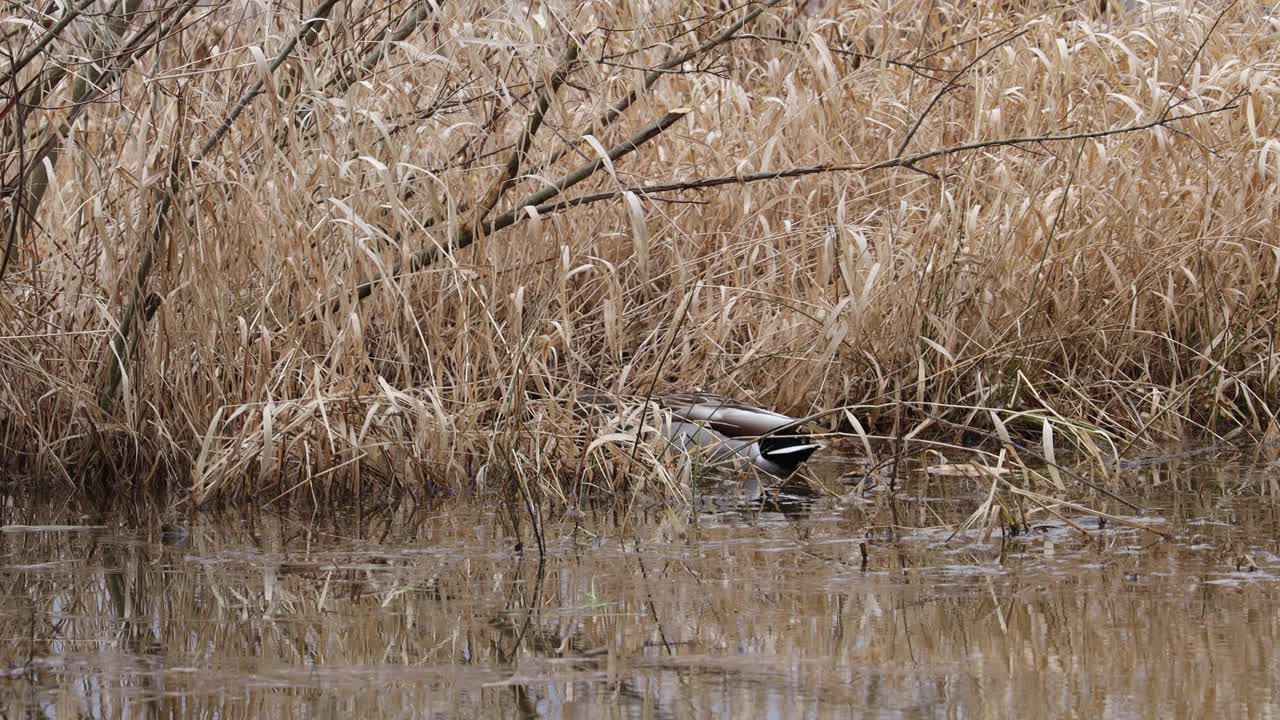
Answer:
735;33;948;79
463;40;581;244
540;0;782;171
1158;0;1237;121
529;94;1243;216
343;106;689;309
4;0;199;283
0;0;101;90
366;1;777;273
100;0;343;410
895;28;1030;159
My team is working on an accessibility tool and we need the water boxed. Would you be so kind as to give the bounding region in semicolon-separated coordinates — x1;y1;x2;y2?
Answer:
2;457;1279;718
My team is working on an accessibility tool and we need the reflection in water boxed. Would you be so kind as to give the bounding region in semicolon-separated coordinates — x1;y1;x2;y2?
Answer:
2;458;1280;718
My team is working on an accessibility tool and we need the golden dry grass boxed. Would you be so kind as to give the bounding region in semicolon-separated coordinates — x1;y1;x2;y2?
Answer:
2;0;1279;505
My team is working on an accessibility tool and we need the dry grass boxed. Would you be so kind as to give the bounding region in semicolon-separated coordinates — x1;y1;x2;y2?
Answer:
2;0;1279;507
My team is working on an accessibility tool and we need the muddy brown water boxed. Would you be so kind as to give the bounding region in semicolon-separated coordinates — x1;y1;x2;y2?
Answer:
2;457;1279;718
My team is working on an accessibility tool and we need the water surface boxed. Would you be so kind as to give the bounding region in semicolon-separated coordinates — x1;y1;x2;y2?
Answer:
2;456;1279;718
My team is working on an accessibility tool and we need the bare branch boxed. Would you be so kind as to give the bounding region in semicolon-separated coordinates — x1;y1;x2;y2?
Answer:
344;107;690;308
528;94;1243;217
0;0;102;91
100;0;345;411
1158;0;1237;121
462;40;582;244
541;0;782;170
895;28;1030;159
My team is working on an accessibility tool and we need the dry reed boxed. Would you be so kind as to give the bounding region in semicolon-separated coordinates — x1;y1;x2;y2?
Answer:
2;0;1278;508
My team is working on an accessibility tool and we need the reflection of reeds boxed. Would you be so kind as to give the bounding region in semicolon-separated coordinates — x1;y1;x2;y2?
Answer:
2;487;1277;717
2;1;1278;506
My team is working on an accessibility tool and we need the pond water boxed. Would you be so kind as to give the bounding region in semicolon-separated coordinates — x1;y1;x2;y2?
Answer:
2;456;1279;718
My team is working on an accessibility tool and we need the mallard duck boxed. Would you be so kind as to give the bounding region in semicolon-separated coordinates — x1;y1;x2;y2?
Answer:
576;390;824;478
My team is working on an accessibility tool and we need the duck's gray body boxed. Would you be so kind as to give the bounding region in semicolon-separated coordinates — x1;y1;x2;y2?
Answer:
580;391;823;478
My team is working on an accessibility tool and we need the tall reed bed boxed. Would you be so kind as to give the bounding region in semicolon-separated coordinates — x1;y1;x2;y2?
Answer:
1;0;1277;506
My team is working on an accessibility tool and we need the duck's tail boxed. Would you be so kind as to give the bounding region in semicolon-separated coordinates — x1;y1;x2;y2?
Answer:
758;431;824;475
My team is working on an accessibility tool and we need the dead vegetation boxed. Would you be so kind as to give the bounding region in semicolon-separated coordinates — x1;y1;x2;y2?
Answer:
1;0;1278;509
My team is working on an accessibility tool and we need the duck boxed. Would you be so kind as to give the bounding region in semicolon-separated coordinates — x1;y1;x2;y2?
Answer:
576;390;824;479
